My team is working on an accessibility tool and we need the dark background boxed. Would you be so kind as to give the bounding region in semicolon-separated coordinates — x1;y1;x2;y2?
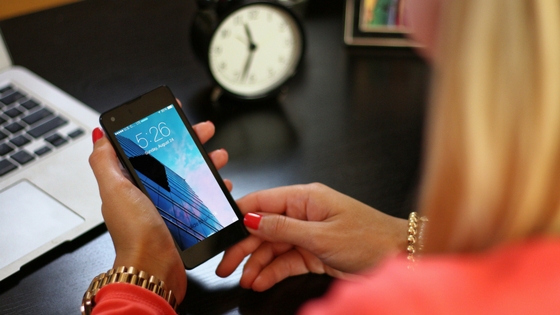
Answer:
0;0;430;314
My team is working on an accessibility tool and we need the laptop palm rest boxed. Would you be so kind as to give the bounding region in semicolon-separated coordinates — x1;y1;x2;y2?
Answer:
0;180;84;271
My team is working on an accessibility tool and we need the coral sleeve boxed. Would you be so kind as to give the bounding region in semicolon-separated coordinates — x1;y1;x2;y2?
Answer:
299;238;560;315
91;282;176;315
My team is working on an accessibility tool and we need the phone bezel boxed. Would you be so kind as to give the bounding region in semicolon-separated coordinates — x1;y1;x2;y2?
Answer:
99;85;248;269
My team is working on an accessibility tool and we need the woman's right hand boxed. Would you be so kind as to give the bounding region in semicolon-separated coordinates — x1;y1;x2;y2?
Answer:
216;183;408;292
89;121;229;304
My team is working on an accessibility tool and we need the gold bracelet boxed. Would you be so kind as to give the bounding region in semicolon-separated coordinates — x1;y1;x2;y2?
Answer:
407;212;428;265
80;266;177;315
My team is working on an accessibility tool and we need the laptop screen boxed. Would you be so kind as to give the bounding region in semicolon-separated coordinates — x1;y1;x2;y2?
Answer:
0;29;13;71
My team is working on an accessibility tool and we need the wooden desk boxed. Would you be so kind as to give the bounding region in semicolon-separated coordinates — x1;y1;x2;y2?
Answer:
0;0;429;314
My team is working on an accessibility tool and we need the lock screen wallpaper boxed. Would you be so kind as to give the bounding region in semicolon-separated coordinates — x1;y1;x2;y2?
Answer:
114;105;238;250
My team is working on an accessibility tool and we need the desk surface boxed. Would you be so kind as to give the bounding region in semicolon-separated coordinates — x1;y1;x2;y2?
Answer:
0;0;429;314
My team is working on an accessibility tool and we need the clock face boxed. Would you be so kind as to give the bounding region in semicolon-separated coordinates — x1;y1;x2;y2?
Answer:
208;4;303;98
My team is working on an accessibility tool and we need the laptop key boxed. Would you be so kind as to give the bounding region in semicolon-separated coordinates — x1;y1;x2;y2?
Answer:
5;122;25;134
20;99;40;110
5;107;23;118
1;91;25;106
34;146;52;156
27;116;68;138
45;133;67;147
68;128;85;139
11;150;35;165
0;86;13;95
0;143;14;156
22;107;53;125
0;159;18;176
10;135;31;147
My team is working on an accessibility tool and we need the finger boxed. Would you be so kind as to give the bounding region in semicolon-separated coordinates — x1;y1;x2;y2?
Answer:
244;213;322;252
236;185;312;218
176;98;182;108
216;235;262;277
239;241;293;289
223;179;233;192
208;149;231;190
208;148;229;170
192;121;215;144
250;248;311;292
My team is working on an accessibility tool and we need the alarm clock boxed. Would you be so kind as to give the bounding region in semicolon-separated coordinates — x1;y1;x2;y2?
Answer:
192;0;306;102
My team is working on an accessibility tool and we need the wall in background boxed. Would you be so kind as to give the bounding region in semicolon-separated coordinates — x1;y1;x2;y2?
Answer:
0;0;79;20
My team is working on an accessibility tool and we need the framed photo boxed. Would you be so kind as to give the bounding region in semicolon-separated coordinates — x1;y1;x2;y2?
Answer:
344;0;418;47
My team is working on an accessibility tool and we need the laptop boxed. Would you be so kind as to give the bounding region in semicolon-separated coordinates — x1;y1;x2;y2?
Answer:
0;28;102;281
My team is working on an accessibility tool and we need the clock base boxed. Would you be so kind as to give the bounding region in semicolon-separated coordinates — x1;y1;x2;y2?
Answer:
210;86;288;110
189;85;288;124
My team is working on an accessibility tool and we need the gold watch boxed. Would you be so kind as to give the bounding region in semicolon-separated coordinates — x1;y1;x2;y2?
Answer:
80;266;177;315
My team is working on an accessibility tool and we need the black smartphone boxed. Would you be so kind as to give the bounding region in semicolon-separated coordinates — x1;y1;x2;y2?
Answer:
99;86;248;269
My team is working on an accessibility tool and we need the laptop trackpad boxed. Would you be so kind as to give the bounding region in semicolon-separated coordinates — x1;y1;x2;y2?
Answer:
0;180;84;270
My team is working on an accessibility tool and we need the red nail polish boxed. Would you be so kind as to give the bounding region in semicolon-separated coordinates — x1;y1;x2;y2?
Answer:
92;127;104;144
244;213;262;230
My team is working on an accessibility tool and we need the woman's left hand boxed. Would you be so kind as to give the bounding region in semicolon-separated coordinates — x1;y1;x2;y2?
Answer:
89;121;229;304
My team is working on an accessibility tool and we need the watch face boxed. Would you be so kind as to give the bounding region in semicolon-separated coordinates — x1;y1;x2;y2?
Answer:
208;3;303;98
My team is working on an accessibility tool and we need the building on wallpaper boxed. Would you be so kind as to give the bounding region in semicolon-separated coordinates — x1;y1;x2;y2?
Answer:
116;135;223;249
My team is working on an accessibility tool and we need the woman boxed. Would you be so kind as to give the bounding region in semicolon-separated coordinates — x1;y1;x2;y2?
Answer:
86;0;560;314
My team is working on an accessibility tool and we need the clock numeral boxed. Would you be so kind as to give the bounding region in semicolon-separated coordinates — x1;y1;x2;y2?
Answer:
214;46;223;55
267;12;273;21
279;22;287;32
158;122;171;137
136;133;148;149
278;56;286;64
249;74;256;83
234;15;243;25
248;10;259;20
285;39;293;47
219;62;227;70
221;29;230;38
268;68;275;78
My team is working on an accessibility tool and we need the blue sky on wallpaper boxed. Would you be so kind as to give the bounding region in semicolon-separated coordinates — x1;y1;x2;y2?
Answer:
116;105;238;227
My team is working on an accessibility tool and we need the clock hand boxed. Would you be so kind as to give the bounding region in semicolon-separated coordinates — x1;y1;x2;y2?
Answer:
241;49;255;82
241;23;257;82
235;36;248;46
244;24;257;50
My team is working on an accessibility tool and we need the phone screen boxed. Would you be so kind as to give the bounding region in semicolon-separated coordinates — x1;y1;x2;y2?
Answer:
112;104;239;251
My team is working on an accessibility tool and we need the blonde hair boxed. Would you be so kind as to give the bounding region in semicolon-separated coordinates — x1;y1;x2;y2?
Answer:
419;0;560;253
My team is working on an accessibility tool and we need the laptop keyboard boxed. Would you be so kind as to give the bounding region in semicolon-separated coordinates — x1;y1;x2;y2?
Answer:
0;84;85;177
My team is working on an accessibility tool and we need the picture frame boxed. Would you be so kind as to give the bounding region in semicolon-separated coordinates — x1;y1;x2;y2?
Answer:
344;0;418;47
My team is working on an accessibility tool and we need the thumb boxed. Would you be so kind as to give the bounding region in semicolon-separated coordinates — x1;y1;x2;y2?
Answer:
244;213;319;250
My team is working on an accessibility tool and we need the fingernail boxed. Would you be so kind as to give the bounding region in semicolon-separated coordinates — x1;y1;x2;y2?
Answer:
244;213;262;230
92;127;104;144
